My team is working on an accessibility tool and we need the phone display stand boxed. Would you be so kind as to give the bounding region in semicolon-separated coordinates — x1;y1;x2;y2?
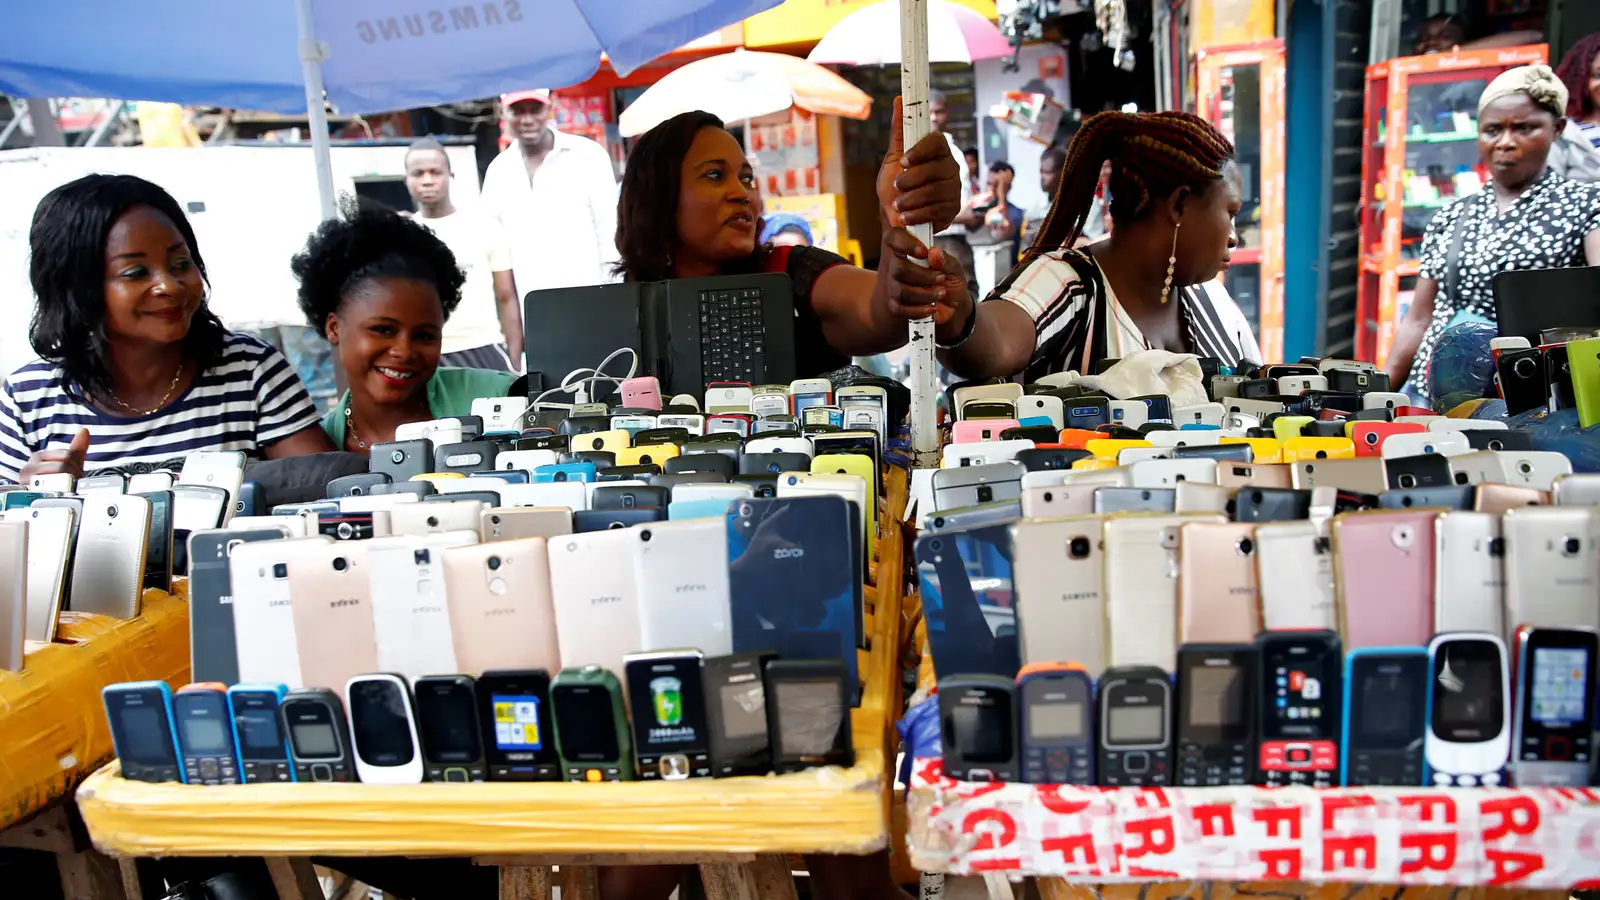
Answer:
74;469;914;900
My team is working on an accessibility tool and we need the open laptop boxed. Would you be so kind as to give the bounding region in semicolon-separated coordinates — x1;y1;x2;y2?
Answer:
1493;267;1600;344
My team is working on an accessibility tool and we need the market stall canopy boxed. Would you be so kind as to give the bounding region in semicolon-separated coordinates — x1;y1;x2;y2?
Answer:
807;0;1010;65
618;50;872;139
0;0;784;116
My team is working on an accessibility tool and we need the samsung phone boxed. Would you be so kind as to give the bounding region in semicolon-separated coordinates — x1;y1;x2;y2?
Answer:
189;528;283;685
1103;514;1225;671
1340;647;1428;786
1011;517;1105;673
1502;507;1600;633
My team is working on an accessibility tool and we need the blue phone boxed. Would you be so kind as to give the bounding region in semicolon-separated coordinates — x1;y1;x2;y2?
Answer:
668;498;731;521
1;491;46;510
1340;646;1429;786
726;495;861;705
914;523;1019;682
228;683;295;784
102;681;184;783
532;462;598;484
1180;423;1221;431
173;685;243;784
235;481;266;517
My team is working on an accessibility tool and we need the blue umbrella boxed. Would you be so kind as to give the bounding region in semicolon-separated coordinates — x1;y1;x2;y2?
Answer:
1;0;781;214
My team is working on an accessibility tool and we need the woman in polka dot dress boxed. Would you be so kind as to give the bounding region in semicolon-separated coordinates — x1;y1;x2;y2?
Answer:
1385;65;1600;399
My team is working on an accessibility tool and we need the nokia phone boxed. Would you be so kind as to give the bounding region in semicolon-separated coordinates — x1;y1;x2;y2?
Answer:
938;674;1019;782
704;652;776;778
765;659;853;773
1017;663;1094;785
1175;644;1256;786
1425;632;1511;787
346;673;424;784
551;665;635;782
280;687;355;782
103;681;183;783
625;650;711;780
1257;629;1342;787
1511;626;1597;786
1340;648;1428;786
413;674;486;782
1096;666;1172;786
228;683;294;783
173;683;242;785
475;669;559;781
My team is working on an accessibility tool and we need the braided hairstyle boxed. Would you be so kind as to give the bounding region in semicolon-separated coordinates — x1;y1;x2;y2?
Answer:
1556;34;1600;121
1024;111;1234;262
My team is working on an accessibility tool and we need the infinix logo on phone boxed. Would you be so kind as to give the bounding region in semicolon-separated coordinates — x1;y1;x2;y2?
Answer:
774;547;805;559
591;595;622;605
330;598;361;608
675;584;707;593
411;605;443;615
485;608;518;616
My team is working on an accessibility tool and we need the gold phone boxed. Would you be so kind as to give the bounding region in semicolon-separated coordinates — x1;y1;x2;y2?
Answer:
1176;521;1262;644
1102;513;1225;671
286;541;377;699
480;507;574;542
443;537;562;676
69;495;151;620
1175;482;1234;514
1473;484;1547;514
1291;458;1388;494
1011;516;1106;672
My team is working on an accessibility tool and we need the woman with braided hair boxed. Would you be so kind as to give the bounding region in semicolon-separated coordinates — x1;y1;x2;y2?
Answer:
937;110;1261;380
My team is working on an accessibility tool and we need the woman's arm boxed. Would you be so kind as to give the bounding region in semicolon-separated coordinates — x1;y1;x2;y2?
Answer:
937;300;1038;379
1384;277;1438;388
262;424;336;459
1585;229;1600;265
810;228;971;356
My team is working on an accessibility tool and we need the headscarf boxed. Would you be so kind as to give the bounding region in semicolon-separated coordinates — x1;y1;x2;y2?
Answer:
1478;64;1569;117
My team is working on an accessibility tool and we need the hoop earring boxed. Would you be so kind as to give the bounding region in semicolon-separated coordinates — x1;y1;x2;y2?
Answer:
1160;221;1180;305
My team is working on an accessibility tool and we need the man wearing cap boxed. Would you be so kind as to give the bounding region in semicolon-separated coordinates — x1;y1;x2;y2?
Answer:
481;89;620;312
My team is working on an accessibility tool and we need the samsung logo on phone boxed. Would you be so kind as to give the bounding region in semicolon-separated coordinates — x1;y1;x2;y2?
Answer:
774;547;804;560
218;594;234;606
330;598;361;608
1058;591;1096;602
267;599;291;608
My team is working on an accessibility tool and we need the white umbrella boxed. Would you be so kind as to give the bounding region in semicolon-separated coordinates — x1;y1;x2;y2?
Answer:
618;50;872;139
809;0;1011;66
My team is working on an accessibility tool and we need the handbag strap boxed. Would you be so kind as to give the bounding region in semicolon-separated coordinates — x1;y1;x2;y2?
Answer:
1444;203;1471;305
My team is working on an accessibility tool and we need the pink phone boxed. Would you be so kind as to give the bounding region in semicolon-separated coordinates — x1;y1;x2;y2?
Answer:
951;419;1021;443
620;376;662;410
1330;510;1436;649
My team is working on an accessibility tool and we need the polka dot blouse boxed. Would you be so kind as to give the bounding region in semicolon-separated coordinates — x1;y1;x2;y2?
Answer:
1410;169;1600;394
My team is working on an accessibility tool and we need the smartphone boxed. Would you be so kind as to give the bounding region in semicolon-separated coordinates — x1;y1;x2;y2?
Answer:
1257;629;1343;787
1216;462;1292;488
127;472;174;493
171;483;229;542
1011;517;1105;673
286;542;378;699
29;472;73;494
69;494;150;619
547;530;642;680
368;533;478;681
189;528;277;685
0;522;23;671
551;665;634;781
173;683;242;784
916;525;1019;680
1451;450;1574;493
1177;522;1261;644
788;378;834;419
279;687;355;782
103;681;183;783
1232;487;1311;523
3;506;74;642
1093;486;1176;514
1175;644;1256;786
1553;473;1600;506
1292;458;1388;494
1331;510;1435;649
941;440;1033;469
633;519;733;658
1341;647;1429;786
76;473;124;495
1425;632;1511;787
390;499;487;536
478;507;570;542
1434;512;1505;635
931;462;1024;512
370;439;435;483
1254;521;1337;631
1127;459;1217;488
226;537;324;688
1097;666;1172;786
470;396;529;434
1502;507;1600;633
442;540;555;678
177;451;246;522
1019;483;1096;519
774;473;869;581
1103;514;1224;671
938;674;1019;782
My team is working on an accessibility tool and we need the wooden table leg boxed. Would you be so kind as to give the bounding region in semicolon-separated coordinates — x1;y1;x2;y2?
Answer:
497;865;553;900
559;865;601;900
117;859;143;900
265;857;323;900
698;862;758;900
748;855;799;900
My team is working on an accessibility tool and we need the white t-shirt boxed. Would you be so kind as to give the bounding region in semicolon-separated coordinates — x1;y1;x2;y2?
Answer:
936;131;971;238
414;210;513;354
481;127;620;295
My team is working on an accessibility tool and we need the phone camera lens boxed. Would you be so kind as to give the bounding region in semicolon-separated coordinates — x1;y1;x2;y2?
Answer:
426;516;439;528
487;555;502;570
1068;536;1091;559
390;450;405;464
1518;462;1533;475
1237;538;1254;556
336;522;354;539
1140;490;1152;500
1364;432;1377;445
332;557;348;572
1398;474;1417;489
976;485;994;503
491;515;502;525
640;530;652;543
787;475;799;485
272;563;288;579
929;538;943;553
1564;537;1582;555
1513;357;1537;378
738;502;752;518
1250;490;1264;504
1042;491;1054;502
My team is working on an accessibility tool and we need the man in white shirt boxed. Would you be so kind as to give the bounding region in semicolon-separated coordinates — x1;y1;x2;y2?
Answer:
403;138;521;371
481;89;620;300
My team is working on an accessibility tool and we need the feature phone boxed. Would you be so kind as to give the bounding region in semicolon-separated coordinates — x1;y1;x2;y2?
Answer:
1425;633;1511;787
280;688;355;782
414;675;486;782
227;683;294;783
552;665;635;782
625;651;712;780
938;674;1019;782
705;652;777;778
173;683;242;785
103;682;184;783
1096;666;1173;786
1511;627;1596;787
764;659;854;773
1257;630;1342;787
1175;644;1256;786
476;669;560;781
346;673;424;785
1017;663;1094;784
1340;648;1429;786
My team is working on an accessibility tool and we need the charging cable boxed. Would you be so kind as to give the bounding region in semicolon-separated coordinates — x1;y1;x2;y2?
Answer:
531;347;639;411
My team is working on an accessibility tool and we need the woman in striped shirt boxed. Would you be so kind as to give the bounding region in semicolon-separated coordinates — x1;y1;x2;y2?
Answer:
936;111;1263;380
0;175;333;483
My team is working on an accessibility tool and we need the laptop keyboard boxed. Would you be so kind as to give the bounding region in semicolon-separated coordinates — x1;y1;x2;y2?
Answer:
699;288;767;383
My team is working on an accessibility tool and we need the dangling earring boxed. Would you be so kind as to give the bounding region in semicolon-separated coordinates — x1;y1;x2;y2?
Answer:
1160;221;1181;305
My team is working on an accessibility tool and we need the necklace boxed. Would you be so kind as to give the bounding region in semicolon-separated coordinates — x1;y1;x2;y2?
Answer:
343;399;369;450
111;362;184;416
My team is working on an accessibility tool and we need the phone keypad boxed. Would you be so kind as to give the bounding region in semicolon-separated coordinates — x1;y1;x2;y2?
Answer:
1177;742;1252;786
1345;749;1423;786
185;755;240;785
123;763;182;784
242;761;292;784
295;761;353;782
1260;740;1338;787
426;764;485;783
1097;748;1171;786
639;751;712;781
567;764;627;782
490;763;558;781
1024;745;1093;784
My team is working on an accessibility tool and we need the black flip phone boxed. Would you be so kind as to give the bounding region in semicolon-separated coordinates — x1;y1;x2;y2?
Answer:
705;651;777;778
1013;448;1092;471
475;669;560;781
574;507;665;532
136;489;174;592
598;464;663;481
938;674;1020;782
187;529;284;685
1385;453;1454;490
1175;644;1257;786
1326;369;1390;394
732;474;779;498
1172;444;1252;463
328;472;392;498
559;416;613;437
370;439;434;483
1096;666;1172;786
633;428;692;446
1342;648;1428;786
625;651;712;780
764;659;854;773
1498;348;1547;414
279;688;355;782
1000;425;1059;444
1232;488;1311;523
592;485;670;511
666;453;737;478
1377;486;1473;511
562;450;616;469
371;480;434;499
414;675;486;782
1064;398;1110;430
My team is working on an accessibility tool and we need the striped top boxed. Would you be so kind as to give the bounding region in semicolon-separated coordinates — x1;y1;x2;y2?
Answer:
991;247;1263;382
0;333;322;481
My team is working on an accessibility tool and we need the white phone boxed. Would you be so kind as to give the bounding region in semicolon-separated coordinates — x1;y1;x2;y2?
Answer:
656;414;706;436
126;472;175;493
1425;633;1512;787
1117;447;1173;464
750;394;790;420
704;385;754;413
179;450;247;522
389;500;488;535
632;519;733;657
670;483;755;504
1434;512;1505;636
1429;419;1508;433
29;473;74;493
547;530;643;680
940;439;1034;469
950;382;1022;418
1318;358;1379;374
1361;391;1409;411
1014;395;1064;429
1450;451;1573;492
1381;431;1470;459
76;474;126;495
498;482;589;511
1145;430;1222;449
1062;468;1130;487
1127;458;1217;488
337;495;419;514
441;477;508;493
1489;336;1532;353
1019;483;1096;518
346;673;425;785
1107;401;1148;429
776;472;869;554
496;449;560;472
1502;507;1600;632
1224;397;1289;418
1253;521;1337;630
843;407;885;442
2;507;73;642
367;532;479;682
1396;416;1443;425
1103;514;1224;671
226;515;302;536
746;436;813;457
1173;403;1226;427
1553;474;1600;506
471;396;529;434
395;419;462;445
230;537;334;688
612;414;658;434
1174;483;1233;514
1278;375;1328;394
789;378;836;417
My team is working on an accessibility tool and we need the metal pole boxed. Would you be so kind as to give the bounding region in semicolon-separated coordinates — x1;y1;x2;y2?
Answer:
295;0;339;221
899;0;940;468
83;101;125;147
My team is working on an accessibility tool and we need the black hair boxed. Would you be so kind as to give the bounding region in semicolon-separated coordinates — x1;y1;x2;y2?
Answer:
988;160;1015;174
404;137;451;172
964;146;980;158
614;110;750;283
291;195;465;338
1041;145;1067;167
28;173;228;404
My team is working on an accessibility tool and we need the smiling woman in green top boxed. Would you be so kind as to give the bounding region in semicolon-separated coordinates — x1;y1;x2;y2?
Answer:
292;197;516;452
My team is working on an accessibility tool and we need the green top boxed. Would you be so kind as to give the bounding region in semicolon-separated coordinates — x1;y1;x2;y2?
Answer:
321;366;518;447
